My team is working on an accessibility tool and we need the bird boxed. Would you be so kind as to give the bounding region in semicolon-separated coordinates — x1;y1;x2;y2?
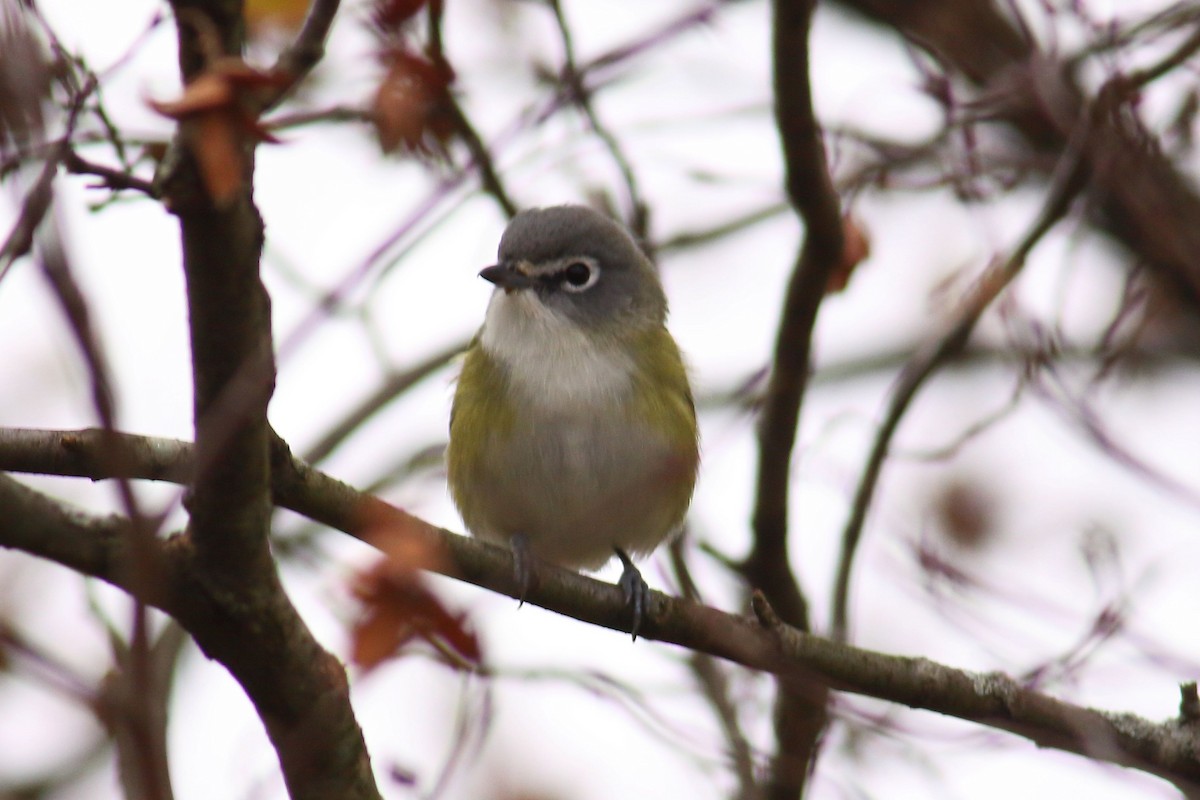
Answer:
447;205;699;637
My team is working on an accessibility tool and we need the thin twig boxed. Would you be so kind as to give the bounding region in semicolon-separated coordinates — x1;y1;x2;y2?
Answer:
260;0;343;112
668;540;761;800
303;340;465;465
828;109;1092;642
425;0;518;217
546;0;648;237
64;150;157;196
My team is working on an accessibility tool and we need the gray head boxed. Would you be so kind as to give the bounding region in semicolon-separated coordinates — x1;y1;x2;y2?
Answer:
480;205;667;330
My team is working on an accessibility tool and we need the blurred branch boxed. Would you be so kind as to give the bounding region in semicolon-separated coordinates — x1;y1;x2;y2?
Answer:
64;150;157;196
424;0;517;217
0;145;56;283
6;435;1200;796
0;734;111;799
749;0;847;794
12;53;170;798
835;0;1200;313
656;201;789;254
39;228;171;800
700;339;1200;416
546;0;648;238
1118;18;1200;91
101;623;189;800
303;340;465;465
669;540;761;800
265;103;373;129
829;108;1091;642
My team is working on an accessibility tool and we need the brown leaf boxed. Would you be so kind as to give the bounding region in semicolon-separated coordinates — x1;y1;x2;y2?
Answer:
348;497;473;672
189;111;245;205
372;49;455;158
354;495;448;573
350;559;481;673
932;476;996;550
825;214;871;294
148;59;287;205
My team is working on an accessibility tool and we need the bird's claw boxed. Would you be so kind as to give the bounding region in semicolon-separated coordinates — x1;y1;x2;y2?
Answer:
615;548;649;640
511;533;535;606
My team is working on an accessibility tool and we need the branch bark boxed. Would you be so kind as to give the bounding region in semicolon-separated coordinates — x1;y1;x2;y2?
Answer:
138;2;382;797
4;439;1200;797
747;0;849;794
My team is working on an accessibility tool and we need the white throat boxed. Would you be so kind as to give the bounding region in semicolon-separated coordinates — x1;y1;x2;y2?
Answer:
480;289;634;410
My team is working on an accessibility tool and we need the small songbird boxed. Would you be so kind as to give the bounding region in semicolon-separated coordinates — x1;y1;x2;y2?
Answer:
447;205;700;636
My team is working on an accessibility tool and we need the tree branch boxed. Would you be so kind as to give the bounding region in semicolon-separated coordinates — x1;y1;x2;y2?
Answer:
835;0;1200;313
749;0;848;794
4;439;1200;796
147;4;382;797
263;0;343;112
0;462;381;800
302;340;464;465
424;0;518;218
0;472;135;581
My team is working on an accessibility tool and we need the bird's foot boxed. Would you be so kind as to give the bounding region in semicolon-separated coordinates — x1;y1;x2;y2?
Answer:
511;533;536;607
615;548;650;640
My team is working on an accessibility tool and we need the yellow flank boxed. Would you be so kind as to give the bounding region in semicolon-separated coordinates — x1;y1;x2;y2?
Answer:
628;325;700;528
446;337;514;523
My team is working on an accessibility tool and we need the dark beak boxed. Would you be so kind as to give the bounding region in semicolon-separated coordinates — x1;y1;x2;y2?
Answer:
479;262;535;292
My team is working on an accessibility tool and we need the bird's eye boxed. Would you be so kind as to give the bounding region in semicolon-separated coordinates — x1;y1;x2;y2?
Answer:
564;262;590;285
559;261;597;292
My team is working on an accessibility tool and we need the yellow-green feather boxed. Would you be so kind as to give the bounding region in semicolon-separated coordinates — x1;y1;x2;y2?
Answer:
628;326;699;528
446;336;513;527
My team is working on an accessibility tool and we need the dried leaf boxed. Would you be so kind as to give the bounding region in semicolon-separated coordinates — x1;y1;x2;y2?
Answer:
348;497;473;673
355;496;448;572
148;59;287;205
933;476;996;550
825;214;871;294
372;49;455;158
350;559;481;673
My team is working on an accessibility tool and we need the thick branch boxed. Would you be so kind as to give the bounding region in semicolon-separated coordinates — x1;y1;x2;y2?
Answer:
750;0;847;794
4;445;1200;796
0;472;134;581
0;467;379;800
148;4;381;798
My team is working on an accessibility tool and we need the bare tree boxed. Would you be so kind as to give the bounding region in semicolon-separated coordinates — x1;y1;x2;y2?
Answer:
3;0;1200;798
